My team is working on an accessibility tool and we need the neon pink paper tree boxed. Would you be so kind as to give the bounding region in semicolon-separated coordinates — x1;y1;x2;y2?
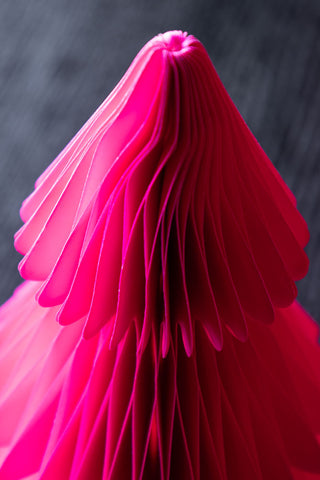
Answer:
0;30;320;479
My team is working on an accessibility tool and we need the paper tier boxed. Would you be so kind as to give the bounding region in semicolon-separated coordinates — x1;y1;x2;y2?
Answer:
0;31;319;479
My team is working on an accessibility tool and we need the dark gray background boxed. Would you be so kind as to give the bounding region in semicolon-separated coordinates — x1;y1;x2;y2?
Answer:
0;0;319;321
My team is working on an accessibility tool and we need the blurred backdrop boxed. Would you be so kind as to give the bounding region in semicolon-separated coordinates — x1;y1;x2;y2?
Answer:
0;0;319;321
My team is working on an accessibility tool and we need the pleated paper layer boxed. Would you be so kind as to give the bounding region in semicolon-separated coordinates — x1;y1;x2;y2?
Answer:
1;282;320;479
14;30;309;356
0;31;319;479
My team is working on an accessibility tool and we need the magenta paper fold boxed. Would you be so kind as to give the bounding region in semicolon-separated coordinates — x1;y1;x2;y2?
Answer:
0;30;320;479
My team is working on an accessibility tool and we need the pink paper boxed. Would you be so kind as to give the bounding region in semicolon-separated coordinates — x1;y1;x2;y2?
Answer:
0;30;320;479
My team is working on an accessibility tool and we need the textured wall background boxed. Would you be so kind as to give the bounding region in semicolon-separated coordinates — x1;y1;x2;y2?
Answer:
0;0;319;321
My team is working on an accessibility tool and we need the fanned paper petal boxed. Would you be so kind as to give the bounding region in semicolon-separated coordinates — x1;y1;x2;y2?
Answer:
14;31;308;351
0;31;319;479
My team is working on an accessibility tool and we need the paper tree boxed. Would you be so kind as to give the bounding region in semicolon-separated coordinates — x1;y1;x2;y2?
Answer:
0;30;320;479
